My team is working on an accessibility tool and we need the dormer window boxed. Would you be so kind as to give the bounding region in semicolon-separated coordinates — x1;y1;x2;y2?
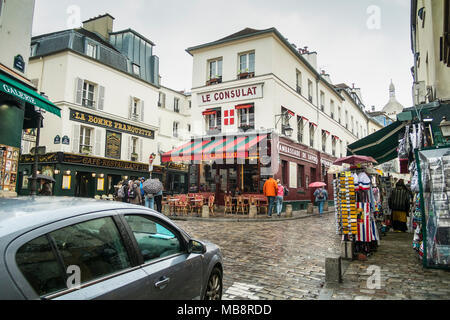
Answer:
86;42;97;59
132;64;140;75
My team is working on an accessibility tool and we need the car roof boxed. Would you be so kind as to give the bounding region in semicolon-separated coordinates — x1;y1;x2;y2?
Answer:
0;197;150;238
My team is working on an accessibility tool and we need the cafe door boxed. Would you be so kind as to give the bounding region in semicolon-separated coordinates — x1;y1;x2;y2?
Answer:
215;165;238;205
75;172;95;198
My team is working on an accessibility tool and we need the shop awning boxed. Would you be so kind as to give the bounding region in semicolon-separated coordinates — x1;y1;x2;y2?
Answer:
162;134;268;162
347;121;407;165
235;104;253;110
202;109;217;116
0;73;61;117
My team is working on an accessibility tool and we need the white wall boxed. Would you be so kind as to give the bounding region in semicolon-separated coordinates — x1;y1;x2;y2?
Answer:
0;0;35;76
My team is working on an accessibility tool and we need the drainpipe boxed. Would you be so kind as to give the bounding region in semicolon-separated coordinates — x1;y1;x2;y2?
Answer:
315;75;321;181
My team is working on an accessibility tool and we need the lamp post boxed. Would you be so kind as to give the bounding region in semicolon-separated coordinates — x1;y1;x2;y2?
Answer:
30;110;44;196
275;113;294;137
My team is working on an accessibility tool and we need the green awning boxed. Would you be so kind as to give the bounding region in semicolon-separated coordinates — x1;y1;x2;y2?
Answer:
347;121;407;165
0;73;61;117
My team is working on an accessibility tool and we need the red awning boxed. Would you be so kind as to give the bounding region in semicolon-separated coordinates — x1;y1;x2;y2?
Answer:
301;116;309;122
202;110;217;116
162;134;268;163
235;104;253;110
310;122;317;127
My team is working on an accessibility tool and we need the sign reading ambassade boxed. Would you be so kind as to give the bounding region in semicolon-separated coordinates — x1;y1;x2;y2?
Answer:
198;84;263;106
70;109;155;139
279;143;318;165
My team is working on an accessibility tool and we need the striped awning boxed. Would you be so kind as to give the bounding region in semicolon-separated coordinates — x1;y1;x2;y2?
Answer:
162;134;268;162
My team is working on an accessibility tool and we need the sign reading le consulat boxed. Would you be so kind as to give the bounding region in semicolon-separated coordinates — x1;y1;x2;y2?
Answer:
70;109;155;139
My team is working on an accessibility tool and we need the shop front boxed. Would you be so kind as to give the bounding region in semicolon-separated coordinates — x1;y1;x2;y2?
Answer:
18;152;150;198
0;65;61;197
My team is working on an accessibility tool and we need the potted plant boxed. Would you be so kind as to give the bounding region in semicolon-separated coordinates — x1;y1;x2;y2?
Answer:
81;146;91;154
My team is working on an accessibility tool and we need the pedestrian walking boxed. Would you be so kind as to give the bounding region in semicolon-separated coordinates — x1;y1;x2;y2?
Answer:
140;177;146;206
389;179;410;232
128;180;142;205
276;179;284;217
154;189;163;213
39;181;52;196
263;176;278;217
313;186;328;216
145;192;155;209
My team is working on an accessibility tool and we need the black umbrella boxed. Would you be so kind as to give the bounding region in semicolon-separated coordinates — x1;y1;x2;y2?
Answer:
29;174;56;183
142;179;163;194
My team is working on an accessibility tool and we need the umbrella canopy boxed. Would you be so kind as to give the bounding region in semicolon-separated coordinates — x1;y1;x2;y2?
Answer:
29;174;56;183
142;179;163;194
333;155;378;166
309;182;327;188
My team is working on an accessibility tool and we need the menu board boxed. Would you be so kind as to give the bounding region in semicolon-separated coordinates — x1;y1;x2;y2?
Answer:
105;131;122;160
0;144;20;192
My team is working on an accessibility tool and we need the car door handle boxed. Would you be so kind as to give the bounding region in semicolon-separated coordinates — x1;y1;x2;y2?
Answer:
155;277;170;289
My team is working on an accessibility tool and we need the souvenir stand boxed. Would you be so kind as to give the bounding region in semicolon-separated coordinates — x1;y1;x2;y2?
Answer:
333;158;381;259
413;146;450;269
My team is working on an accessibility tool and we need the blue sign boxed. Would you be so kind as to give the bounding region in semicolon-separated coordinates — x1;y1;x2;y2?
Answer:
62;136;70;145
54;135;61;144
13;55;25;73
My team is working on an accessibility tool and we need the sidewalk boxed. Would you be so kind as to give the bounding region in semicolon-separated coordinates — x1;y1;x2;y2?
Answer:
323;231;450;300
169;208;334;223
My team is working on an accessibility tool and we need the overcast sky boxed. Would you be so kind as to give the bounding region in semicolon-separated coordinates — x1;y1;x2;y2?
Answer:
32;0;413;111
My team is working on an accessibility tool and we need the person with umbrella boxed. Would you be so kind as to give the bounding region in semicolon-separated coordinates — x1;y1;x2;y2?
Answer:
143;178;164;212
311;182;328;217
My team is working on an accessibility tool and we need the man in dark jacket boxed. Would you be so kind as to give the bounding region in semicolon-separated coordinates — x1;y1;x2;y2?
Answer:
389;179;411;232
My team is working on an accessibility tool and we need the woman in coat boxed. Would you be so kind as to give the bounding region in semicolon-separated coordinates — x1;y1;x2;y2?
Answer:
128;180;142;205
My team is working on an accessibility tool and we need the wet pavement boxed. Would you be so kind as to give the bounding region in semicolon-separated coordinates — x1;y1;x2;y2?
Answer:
176;212;341;300
174;211;450;300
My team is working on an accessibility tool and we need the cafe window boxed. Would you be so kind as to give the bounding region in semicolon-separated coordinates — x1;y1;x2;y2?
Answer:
82;81;96;108
298;164;304;188
309;124;315;148
238;51;255;78
174;98;180;113
296;70;302;94
205;108;221;132
297;116;304;143
158;92;166;108
79;126;93;154
173;122;179;138
243;165;259;193
320;91;325;111
238;105;255;129
308;80;313;103
208;58;222;83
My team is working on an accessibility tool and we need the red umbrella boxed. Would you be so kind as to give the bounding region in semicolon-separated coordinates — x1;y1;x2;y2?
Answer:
309;182;327;188
333;155;378;166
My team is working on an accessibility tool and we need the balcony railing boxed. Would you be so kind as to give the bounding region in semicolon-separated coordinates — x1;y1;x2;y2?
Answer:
296;85;302;95
206;77;222;86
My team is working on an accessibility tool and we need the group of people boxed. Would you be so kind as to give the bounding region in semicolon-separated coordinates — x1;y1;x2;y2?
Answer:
263;175;329;217
115;178;163;213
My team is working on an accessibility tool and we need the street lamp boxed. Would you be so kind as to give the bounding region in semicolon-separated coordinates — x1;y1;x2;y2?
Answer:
275;113;294;137
30;109;44;196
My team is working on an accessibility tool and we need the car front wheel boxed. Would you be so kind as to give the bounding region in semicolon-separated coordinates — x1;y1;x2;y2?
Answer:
204;267;222;300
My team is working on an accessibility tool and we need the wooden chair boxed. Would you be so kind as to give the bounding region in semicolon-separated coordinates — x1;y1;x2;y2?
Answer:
208;195;215;216
176;195;189;216
257;196;268;214
224;195;234;215
236;195;248;215
192;195;204;216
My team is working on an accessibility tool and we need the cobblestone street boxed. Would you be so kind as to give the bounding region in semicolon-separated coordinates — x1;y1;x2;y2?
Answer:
175;212;450;300
176;213;341;300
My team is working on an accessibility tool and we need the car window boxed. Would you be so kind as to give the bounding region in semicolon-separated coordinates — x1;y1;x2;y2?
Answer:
49;217;131;285
124;215;182;263
16;235;67;297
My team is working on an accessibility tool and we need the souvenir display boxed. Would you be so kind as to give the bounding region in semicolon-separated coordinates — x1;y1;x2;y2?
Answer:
0;144;19;192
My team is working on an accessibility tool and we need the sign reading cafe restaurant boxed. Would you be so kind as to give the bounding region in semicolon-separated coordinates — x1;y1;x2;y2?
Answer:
70;109;155;139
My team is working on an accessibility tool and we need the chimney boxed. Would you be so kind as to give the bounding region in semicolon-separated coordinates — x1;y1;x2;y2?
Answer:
304;52;318;71
82;13;115;40
321;70;332;84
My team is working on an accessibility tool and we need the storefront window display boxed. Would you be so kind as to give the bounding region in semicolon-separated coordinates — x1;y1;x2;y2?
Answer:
0;144;19;192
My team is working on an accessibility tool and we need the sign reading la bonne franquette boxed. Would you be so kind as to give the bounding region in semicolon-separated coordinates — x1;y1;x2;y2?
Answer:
198;84;263;106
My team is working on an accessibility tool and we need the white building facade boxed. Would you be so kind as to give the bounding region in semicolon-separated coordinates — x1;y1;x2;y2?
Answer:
162;28;382;207
18;14;192;197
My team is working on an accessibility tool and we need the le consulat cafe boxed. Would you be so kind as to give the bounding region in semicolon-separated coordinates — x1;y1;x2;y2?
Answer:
162;83;336;209
17;108;155;198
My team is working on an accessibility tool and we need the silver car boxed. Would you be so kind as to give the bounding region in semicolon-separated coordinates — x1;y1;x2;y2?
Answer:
0;197;223;300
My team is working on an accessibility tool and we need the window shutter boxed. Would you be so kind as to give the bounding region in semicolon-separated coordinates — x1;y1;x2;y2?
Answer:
75;78;83;105
140;100;145;122
128;136;132;160
94;129;102;156
98;86;105;111
72;124;81;153
139;139;143;162
128;96;133;120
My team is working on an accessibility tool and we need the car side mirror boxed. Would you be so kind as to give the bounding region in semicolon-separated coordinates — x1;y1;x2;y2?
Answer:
188;239;206;254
